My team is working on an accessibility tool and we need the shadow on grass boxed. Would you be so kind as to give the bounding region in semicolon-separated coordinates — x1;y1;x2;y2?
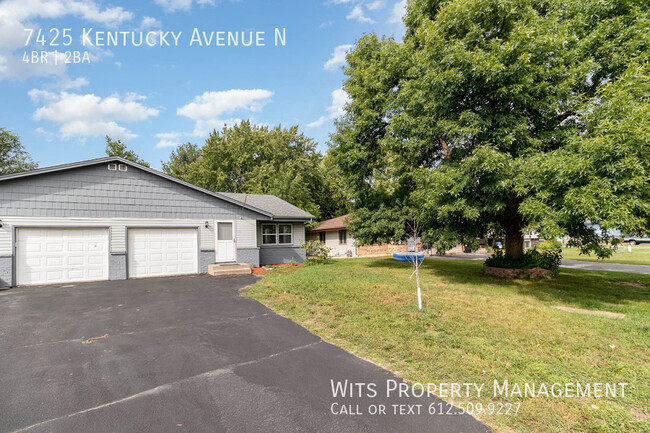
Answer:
365;257;650;309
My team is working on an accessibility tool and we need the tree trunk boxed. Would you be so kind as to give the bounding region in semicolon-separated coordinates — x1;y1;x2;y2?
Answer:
504;195;524;259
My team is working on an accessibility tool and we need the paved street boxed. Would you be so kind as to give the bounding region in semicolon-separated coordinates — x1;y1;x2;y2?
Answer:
429;253;650;275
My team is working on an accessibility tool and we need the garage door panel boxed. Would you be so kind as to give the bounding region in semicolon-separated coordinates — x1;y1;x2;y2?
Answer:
128;228;198;278
17;228;109;286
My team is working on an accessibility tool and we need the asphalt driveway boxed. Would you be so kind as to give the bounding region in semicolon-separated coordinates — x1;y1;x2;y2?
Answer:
0;276;489;433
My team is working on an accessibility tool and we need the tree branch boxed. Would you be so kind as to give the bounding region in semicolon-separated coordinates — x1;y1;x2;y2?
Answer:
437;135;451;159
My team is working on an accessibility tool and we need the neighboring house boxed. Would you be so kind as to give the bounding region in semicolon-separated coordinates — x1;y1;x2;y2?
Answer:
524;233;543;249
306;214;412;258
0;157;314;287
306;215;357;258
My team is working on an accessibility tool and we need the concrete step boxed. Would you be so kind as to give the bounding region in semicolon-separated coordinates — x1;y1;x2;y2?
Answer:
208;263;252;277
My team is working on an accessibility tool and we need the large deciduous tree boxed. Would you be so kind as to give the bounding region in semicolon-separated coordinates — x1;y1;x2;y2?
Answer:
0;128;37;175
105;136;150;167
330;0;649;258
163;121;348;219
161;142;201;179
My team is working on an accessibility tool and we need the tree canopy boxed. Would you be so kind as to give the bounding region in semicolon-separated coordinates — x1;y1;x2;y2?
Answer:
330;0;649;258
162;121;349;220
161;142;201;180
105;136;150;167
0;128;37;175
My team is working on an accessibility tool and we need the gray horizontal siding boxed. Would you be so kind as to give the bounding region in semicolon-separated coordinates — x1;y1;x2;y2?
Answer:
0;163;262;220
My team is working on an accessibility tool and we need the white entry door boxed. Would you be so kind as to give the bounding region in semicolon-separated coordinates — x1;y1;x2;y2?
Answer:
16;228;109;286
215;221;236;262
128;228;198;278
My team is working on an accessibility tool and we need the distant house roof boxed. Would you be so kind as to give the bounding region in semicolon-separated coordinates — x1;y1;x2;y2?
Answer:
0;156;315;221
308;214;350;232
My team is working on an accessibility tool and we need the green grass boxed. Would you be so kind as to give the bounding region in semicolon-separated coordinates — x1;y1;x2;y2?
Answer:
562;247;650;266
246;258;650;433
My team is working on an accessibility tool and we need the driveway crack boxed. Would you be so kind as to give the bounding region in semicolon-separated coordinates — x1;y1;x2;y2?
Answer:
10;340;323;433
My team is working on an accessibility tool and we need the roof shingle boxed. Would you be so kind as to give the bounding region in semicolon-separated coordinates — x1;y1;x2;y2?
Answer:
308;214;350;232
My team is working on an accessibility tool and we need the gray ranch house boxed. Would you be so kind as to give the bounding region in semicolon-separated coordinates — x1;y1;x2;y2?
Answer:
0;156;315;287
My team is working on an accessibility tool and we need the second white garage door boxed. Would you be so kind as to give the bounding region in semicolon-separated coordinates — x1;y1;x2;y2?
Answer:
128;228;198;278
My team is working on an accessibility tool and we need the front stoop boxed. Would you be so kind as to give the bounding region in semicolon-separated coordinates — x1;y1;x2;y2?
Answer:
208;263;252;277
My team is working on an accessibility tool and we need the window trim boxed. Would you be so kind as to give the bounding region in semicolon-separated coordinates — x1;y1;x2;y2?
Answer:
262;224;277;245
278;223;293;245
261;223;294;246
338;229;347;245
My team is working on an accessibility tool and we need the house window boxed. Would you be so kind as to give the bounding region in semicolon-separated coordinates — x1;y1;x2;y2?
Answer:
339;230;347;245
262;224;277;245
262;224;293;245
278;224;293;244
524;240;532;249
319;232;326;243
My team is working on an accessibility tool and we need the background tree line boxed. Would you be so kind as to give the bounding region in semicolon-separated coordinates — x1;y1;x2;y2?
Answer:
106;123;350;221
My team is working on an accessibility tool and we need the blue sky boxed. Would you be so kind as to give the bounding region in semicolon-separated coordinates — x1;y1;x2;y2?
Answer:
0;0;406;170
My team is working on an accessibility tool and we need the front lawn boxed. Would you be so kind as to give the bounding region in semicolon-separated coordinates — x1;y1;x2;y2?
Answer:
246;258;650;433
562;247;650;266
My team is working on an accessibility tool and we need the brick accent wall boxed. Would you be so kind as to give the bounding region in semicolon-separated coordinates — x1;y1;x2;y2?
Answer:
260;246;306;265
109;253;127;281
237;248;260;267
484;266;551;279
0;256;12;287
357;244;408;257
200;250;215;273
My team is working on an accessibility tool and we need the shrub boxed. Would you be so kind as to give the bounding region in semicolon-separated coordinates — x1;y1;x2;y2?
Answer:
485;243;562;275
302;240;330;264
535;239;563;251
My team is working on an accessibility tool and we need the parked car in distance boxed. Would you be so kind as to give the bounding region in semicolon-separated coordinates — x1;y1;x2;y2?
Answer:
622;234;650;245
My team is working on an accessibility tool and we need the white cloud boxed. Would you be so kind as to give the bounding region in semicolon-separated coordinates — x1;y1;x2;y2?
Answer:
140;16;162;30
307;88;350;128
324;44;353;71
154;0;215;13
0;49;68;81
0;0;132;26
0;0;132;81
53;76;89;90
28;90;159;140
388;0;407;23
155;132;183;148
347;5;374;23
366;0;386;10
178;89;274;136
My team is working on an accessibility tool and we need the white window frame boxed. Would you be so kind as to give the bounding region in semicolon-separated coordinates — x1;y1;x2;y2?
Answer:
262;223;293;245
262;224;277;245
278;224;293;245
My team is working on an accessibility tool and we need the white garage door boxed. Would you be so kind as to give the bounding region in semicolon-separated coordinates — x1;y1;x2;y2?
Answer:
128;228;198;278
17;228;109;286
